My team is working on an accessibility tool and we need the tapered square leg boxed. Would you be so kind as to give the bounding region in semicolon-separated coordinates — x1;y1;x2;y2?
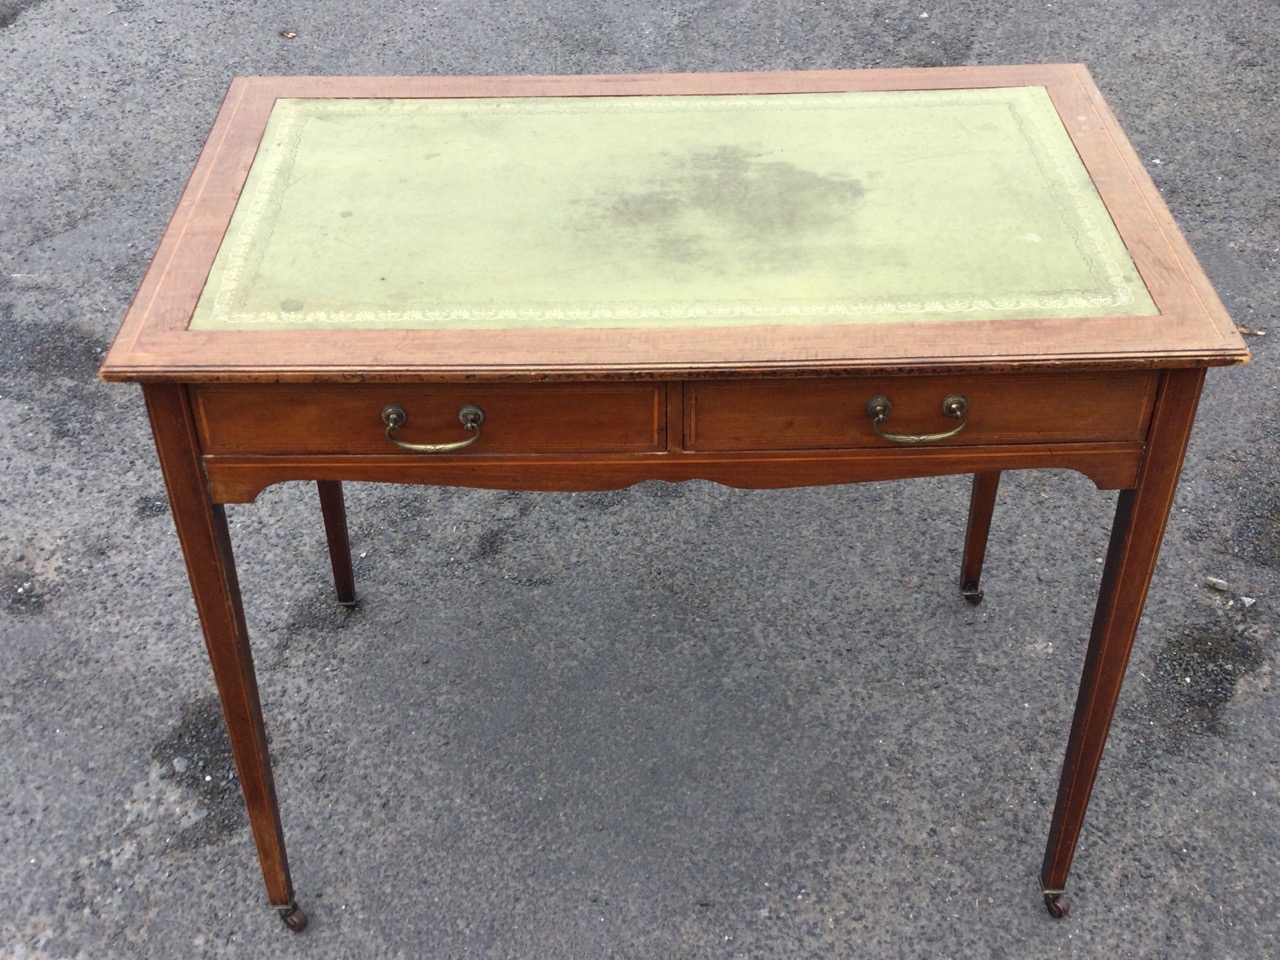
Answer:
143;384;302;927
1040;369;1205;917
960;471;1001;604
317;480;357;606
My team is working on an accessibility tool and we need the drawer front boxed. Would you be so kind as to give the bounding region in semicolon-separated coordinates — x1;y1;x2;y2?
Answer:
194;383;666;455
686;373;1158;451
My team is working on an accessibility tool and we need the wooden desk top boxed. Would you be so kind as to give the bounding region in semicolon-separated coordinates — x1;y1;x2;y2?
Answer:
101;65;1248;383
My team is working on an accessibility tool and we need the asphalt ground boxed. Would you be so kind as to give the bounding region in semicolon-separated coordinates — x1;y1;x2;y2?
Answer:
1;1;1277;957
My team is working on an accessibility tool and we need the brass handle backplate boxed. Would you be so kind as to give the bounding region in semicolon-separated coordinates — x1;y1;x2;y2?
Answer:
865;394;969;444
380;403;484;453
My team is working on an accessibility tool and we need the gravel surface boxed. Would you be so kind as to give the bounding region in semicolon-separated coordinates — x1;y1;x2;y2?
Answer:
1;1;1277;957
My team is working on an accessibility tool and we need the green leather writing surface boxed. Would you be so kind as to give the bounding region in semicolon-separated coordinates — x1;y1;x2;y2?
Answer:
189;87;1156;331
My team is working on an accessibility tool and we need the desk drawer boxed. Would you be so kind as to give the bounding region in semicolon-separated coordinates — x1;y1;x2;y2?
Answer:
193;383;666;455
686;373;1158;451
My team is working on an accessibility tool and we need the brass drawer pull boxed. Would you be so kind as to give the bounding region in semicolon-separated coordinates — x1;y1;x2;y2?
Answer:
380;403;484;452
865;394;969;444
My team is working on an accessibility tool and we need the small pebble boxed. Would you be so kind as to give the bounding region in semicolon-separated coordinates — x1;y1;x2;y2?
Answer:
172;757;189;774
1205;577;1230;591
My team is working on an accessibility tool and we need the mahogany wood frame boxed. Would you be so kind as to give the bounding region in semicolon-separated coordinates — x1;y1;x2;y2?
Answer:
103;67;1249;929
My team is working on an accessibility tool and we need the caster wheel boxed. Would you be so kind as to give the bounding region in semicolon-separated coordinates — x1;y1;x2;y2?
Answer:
961;582;984;606
279;903;309;932
1043;892;1070;919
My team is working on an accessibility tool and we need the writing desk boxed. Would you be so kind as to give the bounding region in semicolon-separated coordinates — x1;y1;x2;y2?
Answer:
100;66;1249;930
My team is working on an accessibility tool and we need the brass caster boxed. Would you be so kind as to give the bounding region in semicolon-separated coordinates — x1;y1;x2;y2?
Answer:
1043;890;1070;919
278;902;309;932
